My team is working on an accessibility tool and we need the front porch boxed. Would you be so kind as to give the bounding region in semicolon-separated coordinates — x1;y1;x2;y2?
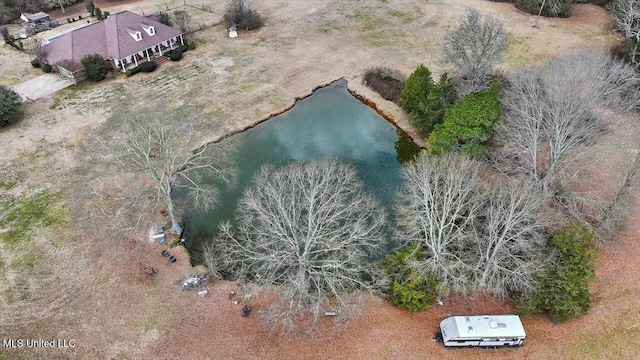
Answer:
113;34;184;72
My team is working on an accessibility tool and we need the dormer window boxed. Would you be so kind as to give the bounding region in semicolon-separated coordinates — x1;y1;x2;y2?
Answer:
141;23;155;36
127;27;143;41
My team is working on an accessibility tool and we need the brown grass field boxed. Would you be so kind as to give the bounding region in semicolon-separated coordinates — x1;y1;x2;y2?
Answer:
1;1;640;359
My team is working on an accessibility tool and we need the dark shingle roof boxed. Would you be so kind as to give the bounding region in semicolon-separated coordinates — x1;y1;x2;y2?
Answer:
23;12;50;22
42;11;182;65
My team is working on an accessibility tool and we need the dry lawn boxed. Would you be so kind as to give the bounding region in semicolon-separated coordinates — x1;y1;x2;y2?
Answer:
1;1;639;359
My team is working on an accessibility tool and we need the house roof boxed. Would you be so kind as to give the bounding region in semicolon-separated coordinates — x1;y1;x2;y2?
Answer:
42;11;182;65
22;12;50;22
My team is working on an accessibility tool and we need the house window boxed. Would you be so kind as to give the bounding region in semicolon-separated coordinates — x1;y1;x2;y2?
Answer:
141;23;155;36
128;28;143;41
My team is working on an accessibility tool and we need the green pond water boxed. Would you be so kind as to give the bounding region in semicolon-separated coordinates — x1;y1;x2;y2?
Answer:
184;80;420;264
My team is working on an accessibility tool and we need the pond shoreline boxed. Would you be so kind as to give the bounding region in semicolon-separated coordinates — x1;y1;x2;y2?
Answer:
182;78;424;267
208;78;426;149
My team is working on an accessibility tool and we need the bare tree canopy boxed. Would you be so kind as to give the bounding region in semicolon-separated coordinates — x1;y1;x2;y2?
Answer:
472;180;547;294
206;158;386;333
442;8;507;92
394;153;546;295
492;48;640;199
88;103;237;235
23;36;44;62
394;153;481;290
608;0;640;66
172;9;192;33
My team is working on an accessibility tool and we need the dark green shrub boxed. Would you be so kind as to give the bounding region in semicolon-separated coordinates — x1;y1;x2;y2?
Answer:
515;0;572;18
362;66;405;105
94;7;102;20
1;26;10;43
138;61;157;73
125;66;141;77
428;78;500;156
176;43;188;52
31;58;41;68
400;65;433;115
514;222;598;322
538;223;597;322
224;0;264;30
157;11;172;26
0;85;22;128
188;42;196;51
103;11;110;18
42;64;52;73
380;243;439;312
169;49;182;61
80;53;108;81
400;65;457;137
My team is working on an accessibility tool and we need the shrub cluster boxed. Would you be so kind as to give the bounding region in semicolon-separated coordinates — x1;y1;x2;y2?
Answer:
42;64;52;73
138;61;157;73
428;78;501;157
80;53;108;82
489;0;573;17
157;11;172;26
224;0;264;30
380;243;439;312
514;222;598;322
362;66;405;105
0;85;22;128
169;49;182;61
125;66;140;77
30;58;41;68
400;64;457;137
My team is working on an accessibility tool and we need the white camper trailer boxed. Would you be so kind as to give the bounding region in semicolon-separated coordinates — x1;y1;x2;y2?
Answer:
438;315;526;348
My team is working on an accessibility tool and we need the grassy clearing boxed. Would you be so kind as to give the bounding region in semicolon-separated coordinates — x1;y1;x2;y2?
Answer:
0;190;69;248
503;34;547;69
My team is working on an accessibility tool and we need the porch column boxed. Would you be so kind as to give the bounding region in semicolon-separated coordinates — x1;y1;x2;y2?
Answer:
120;59;125;72
180;34;184;45
170;39;174;50
146;49;150;61
134;55;138;67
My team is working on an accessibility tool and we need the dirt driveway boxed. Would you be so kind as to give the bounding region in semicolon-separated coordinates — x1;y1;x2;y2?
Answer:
11;73;74;101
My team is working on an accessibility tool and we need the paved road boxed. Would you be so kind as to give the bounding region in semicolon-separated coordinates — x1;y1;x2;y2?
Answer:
12;73;74;101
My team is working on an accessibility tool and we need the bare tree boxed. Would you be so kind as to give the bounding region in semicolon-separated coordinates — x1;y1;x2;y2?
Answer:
394;153;482;291
172;9;192;34
85;0;94;15
89;102;237;235
206;158;386;333
442;8;507;92
492;48;640;230
608;0;640;66
394;153;547;295
23;36;44;63
472;180;547;295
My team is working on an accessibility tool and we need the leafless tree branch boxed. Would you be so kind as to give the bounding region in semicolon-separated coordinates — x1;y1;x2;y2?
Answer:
442;8;508;93
206;158;386;333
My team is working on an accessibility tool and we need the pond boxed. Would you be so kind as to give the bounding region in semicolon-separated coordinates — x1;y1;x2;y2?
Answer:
184;80;420;264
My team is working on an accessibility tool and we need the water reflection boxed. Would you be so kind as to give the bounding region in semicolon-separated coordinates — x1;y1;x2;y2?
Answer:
184;81;419;264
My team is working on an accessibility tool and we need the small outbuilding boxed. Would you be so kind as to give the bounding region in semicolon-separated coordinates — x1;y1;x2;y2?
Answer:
21;12;57;34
